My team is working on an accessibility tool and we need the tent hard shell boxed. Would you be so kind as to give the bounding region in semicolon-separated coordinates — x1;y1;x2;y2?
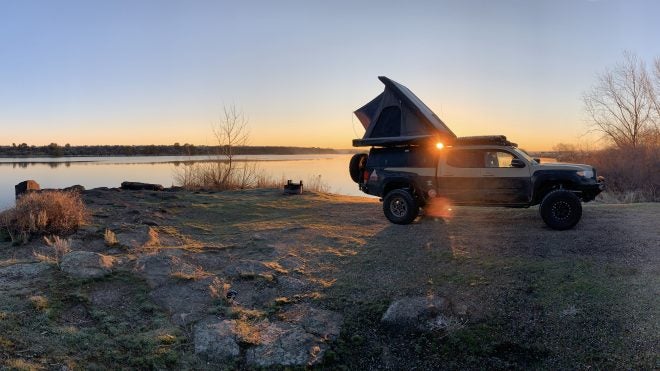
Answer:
353;76;457;147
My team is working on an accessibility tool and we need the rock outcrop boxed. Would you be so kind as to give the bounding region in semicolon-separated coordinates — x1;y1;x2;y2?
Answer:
15;180;40;198
194;320;241;362
120;181;164;191
193;305;343;367
381;295;452;332
60;251;115;278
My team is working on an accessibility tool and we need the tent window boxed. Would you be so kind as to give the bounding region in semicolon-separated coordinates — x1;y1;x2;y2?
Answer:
370;106;401;137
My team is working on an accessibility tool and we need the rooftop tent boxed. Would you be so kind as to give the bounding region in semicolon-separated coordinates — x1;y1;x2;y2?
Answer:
353;76;457;147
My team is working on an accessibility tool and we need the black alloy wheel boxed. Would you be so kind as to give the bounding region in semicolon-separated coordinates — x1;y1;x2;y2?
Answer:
539;189;583;230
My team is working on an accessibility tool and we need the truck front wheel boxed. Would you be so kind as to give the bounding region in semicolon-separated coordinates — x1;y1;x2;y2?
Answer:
383;189;419;225
539;190;582;230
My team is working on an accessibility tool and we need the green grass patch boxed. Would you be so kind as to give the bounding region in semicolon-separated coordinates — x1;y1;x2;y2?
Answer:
0;271;199;369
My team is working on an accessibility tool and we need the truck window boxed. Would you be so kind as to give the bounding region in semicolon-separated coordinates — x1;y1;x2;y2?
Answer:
485;151;516;168
446;149;485;168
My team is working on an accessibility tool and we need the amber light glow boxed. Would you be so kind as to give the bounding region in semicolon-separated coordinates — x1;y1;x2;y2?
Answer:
424;197;454;219
436;142;444;149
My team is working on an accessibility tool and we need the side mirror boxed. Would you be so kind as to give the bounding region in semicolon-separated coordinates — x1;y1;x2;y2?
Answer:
511;159;526;168
533;158;541;164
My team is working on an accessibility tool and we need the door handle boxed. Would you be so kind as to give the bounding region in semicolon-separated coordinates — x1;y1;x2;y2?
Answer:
483;172;494;177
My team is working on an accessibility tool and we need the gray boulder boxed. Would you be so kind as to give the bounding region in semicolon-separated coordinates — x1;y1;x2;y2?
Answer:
133;254;176;287
381;295;451;332
149;278;216;325
60;251;115;278
245;321;324;367
194;320;241;362
63;184;85;193
279;304;343;340
115;226;159;249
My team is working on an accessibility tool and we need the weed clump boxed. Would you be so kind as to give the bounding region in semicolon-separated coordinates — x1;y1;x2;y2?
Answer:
0;191;89;243
34;235;72;266
104;229;118;246
29;295;49;312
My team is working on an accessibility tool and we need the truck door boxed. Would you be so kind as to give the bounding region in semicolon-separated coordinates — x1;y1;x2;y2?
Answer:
437;149;485;204
480;150;531;205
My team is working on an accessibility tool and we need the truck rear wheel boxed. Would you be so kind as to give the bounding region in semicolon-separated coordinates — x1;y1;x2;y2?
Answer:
539;190;582;230
349;153;368;183
383;189;418;225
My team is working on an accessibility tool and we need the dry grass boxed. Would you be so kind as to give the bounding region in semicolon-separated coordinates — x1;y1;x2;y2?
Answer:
104;229;118;246
208;277;232;299
174;161;272;191
170;265;208;281
0;191;89;243
174;161;331;193
34;235;71;266
305;174;330;193
4;358;43;371
29;295;49;312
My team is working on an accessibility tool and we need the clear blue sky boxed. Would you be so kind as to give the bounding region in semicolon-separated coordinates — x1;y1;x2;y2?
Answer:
1;0;659;150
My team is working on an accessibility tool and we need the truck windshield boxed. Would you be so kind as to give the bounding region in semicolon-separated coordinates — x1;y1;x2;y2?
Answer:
512;148;537;164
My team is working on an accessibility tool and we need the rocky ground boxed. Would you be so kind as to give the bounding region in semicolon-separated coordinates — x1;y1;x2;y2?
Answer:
0;188;658;370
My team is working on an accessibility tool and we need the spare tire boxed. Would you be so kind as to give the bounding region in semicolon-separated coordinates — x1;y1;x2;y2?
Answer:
349;153;368;183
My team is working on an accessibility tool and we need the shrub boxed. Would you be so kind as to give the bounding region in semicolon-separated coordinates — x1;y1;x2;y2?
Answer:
174;162;332;193
555;144;659;202
174;161;284;191
0;191;89;242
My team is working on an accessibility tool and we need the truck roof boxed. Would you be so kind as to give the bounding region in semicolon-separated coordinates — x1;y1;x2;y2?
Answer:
452;135;518;147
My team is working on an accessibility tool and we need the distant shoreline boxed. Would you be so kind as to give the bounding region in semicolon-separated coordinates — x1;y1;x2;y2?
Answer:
0;144;360;158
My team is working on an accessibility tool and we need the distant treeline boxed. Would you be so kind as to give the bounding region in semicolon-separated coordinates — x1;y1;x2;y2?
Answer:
0;143;353;157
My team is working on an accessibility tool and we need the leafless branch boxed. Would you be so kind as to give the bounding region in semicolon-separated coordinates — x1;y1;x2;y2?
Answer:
583;52;657;149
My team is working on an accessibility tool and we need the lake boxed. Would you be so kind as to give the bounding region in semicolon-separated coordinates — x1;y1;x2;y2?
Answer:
0;154;364;209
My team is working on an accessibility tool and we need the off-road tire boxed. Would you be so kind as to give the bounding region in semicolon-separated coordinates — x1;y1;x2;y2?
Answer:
539;190;582;230
383;189;419;225
349;153;368;183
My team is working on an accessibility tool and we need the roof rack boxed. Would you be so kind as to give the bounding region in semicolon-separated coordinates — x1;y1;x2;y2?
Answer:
452;135;517;147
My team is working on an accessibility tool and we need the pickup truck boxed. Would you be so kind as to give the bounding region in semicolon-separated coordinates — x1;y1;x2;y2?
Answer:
350;77;604;229
349;135;604;229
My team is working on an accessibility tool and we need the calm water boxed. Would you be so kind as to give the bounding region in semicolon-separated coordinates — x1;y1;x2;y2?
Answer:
0;154;365;209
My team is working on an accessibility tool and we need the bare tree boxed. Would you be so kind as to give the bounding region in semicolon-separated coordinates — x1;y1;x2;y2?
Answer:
653;57;660;120
213;105;250;184
174;105;256;190
583;52;657;149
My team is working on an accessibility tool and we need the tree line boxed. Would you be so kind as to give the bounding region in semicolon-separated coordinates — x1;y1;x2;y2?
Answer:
0;142;344;158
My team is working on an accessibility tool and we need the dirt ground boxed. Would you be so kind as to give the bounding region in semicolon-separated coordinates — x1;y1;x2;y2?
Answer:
0;188;658;370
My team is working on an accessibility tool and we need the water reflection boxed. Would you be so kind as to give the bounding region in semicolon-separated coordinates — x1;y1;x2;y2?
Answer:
0;154;366;209
1;161;83;168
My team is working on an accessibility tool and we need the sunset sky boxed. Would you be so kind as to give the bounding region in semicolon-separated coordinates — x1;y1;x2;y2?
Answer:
1;0;659;150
